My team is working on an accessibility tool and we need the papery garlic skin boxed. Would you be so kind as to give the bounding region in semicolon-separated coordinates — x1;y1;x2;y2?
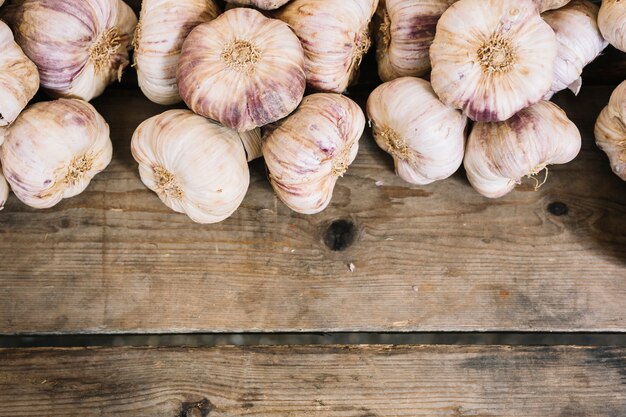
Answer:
178;8;306;132
4;0;137;101
224;0;291;10
598;0;626;52
430;0;557;122
277;0;378;93
0;165;8;210
595;80;626;180
367;77;467;184
263;93;365;214
464;101;581;198
0;99;112;209
134;0;220;105
535;0;571;12
0;20;39;127
542;0;607;99
131;110;255;224
375;0;456;81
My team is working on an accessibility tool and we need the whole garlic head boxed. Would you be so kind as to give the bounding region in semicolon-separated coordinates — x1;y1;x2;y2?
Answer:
263;93;365;214
464;100;581;198
430;0;557;122
598;0;626;52
224;0;291;10
542;0;607;99
535;0;571;12
277;0;379;93
134;0;220;105
131;110;257;224
0;99;112;209
367;77;467;184
0;165;8;210
375;0;457;81
0;20;39;127
178;8;306;132
595;80;626;180
3;0;137;101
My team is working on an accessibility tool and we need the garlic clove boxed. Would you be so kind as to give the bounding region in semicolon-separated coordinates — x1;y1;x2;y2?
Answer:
535;0;571;12
430;0;558;122
276;0;378;93
134;0;220;105
0;163;9;211
464;100;581;198
598;0;626;53
366;77;467;184
595;80;626;180
0;99;113;209
224;0;291;10
177;8;306;132
262;93;365;214
0;20;39;127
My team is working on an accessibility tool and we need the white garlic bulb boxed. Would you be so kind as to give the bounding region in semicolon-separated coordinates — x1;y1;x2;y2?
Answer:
0;99;112;209
464;101;581;198
131;110;259;224
0;165;9;211
367;77;467;184
263;93;365;214
598;0;626;52
4;0;137;101
224;0;291;10
535;0;571;12
595;80;626;180
276;0;378;93
375;0;456;81
134;0;220;105
0;20;39;127
178;7;306;132
542;0;607;99
430;0;557;122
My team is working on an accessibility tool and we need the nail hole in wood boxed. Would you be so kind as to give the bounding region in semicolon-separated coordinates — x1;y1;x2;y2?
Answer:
548;202;568;216
324;219;357;251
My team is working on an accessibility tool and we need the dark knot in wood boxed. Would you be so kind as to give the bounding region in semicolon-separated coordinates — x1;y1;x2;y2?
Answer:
324;219;357;251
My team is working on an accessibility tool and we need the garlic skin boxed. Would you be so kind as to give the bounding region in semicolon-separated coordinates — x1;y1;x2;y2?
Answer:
0;20;39;127
263;93;365;214
0;165;8;210
224;0;291;10
131;110;256;224
375;0;456;81
535;0;571;12
598;0;626;52
464;101;581;198
134;0;220;105
595;80;626;180
542;0;607;99
0;99;112;209
178;8;306;132
430;0;557;122
4;0;137;101
276;0;378;93
367;77;467;184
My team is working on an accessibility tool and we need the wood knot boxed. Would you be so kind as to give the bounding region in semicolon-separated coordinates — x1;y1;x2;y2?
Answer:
324;219;357;251
548;201;568;216
180;398;213;417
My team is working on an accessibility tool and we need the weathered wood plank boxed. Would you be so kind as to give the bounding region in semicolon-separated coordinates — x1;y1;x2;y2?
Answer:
0;345;624;417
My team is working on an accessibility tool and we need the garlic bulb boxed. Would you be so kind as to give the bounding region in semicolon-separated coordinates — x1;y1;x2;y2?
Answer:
542;0;607;99
598;0;626;52
131;110;257;223
375;0;456;81
224;0;291;10
464;101;581;198
430;0;558;122
0;165;8;210
4;0;137;101
178;8;306;132
276;0;378;93
134;0;220;105
0;20;39;127
535;0;571;12
595;80;626;180
0;99;112;209
263;93;365;214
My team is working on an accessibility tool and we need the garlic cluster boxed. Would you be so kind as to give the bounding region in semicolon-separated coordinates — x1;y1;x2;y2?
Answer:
367;77;467;184
535;0;571;12
0;20;39;127
542;0;607;99
598;0;626;52
464;101;581;198
134;0;220;105
430;0;557;122
0;165;8;210
595;80;626;181
0;99;112;209
225;0;291;9
131;110;259;223
277;0;378;93
375;0;456;81
178;7;306;132
263;93;365;214
3;0;137;101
